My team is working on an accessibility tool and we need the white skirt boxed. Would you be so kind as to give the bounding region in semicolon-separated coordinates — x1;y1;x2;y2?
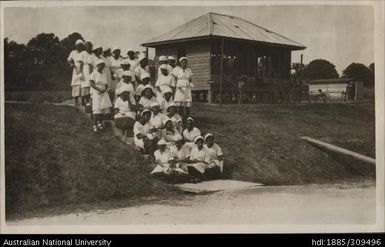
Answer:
189;162;209;174
92;89;112;113
174;86;192;103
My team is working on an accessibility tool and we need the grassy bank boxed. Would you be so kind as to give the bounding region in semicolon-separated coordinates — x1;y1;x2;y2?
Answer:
192;103;375;185
5;90;72;103
5;103;179;220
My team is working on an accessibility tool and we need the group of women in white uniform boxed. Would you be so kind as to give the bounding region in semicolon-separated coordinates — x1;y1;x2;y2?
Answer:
68;39;224;180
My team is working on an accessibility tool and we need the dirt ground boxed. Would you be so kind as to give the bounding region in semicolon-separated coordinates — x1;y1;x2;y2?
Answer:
8;182;376;227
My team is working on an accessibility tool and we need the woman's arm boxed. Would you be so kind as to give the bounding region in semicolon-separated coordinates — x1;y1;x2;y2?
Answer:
90;80;102;93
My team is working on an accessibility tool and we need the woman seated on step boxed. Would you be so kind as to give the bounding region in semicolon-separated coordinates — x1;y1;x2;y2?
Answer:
150;139;189;181
135;73;154;104
139;85;157;111
113;85;136;136
133;110;157;154
149;101;166;138
115;70;136;106
169;135;190;175
204;133;224;178
165;103;183;134
187;136;212;180
161;118;183;146
158;86;174;114
182;117;201;150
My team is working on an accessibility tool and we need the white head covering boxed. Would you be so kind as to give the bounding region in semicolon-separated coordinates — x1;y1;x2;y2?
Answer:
121;59;131;65
179;56;188;63
138;52;146;61
167;56;175;61
167;102;176;110
159;55;167;62
186;117;194;123
162;87;173;95
157;139;168;146
116;85;130;95
159;64;168;70
143;85;154;94
75;39;84;45
141;72;151;80
112;46;120;52
150;101;160;108
162;117;172;126
95;59;105;66
194;136;205;144
205;133;214;140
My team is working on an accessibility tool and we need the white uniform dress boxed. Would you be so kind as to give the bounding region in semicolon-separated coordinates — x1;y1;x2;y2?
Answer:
150;149;174;175
161;129;182;146
189;146;211;173
89;70;112;114
173;66;193;107
135;65;150;81
169;144;190;174
67;50;85;97
182;127;202;150
102;56;112;89
91;55;103;96
205;143;224;172
166;113;183;133
155;74;175;102
114;97;136;120
110;57;122;92
116;82;136;106
139;96;157;110
80;51;93;95
159;98;174;114
133;121;154;149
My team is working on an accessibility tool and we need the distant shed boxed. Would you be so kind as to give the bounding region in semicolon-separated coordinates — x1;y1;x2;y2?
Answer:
141;12;306;103
308;78;364;101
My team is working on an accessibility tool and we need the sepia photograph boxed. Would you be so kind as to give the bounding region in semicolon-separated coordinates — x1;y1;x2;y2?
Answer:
0;0;384;234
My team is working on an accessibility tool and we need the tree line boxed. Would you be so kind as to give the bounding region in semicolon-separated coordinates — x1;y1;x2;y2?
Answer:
4;32;375;91
4;32;84;91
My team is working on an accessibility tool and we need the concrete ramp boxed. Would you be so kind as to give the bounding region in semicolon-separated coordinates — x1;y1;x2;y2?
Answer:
175;179;263;193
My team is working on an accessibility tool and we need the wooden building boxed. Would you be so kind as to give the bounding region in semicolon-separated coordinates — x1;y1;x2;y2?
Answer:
308;78;364;101
141;12;306;103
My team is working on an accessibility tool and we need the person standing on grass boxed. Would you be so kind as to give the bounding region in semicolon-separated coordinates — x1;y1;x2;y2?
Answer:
187;136;211;180
80;41;94;108
319;89;327;103
110;47;122;101
155;64;176;102
102;48;113;101
157;55;168;78
182;117;201;151
173;57;193;118
126;50;139;72
89;59;112;133
133;110;157;154
134;57;150;86
167;56;176;73
166;103;183;134
204;133;224;177
159;87;174;114
67;39;85;106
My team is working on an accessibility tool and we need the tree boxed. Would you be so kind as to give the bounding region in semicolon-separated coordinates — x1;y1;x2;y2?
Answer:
60;32;84;51
303;59;339;80
342;63;373;87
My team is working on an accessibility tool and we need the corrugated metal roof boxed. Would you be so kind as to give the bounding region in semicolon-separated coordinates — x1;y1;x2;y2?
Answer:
142;12;306;50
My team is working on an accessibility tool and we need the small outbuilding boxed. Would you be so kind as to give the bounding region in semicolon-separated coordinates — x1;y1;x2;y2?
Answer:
308;78;364;101
141;12;306;103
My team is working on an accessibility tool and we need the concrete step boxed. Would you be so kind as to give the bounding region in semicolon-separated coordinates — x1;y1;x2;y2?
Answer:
174;179;263;194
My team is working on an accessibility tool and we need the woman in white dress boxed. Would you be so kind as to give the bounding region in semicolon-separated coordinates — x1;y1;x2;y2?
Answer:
188;136;211;179
173;57;193;118
161;118;182;146
182;117;202;150
150;139;174;176
155;64;175;102
159;87;174;114
102;48;113;101
139;86;157;111
80;41;94;108
89;59;112;133
165;103;183;134
110;47;122;101
133;110;157;154
67;39;85;106
204;133;224;177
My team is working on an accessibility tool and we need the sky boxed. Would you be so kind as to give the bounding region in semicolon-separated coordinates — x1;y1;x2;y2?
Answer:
3;4;374;75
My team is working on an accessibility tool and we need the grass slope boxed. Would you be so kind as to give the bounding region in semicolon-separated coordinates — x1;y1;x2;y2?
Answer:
5;103;178;219
192;103;375;185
